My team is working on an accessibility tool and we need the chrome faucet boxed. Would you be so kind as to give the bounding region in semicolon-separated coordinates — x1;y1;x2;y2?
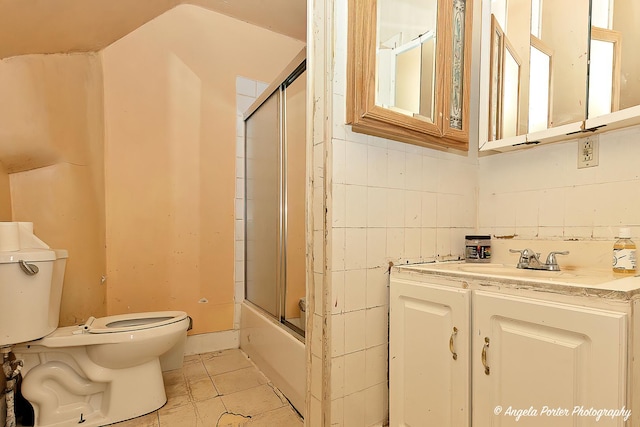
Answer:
510;249;569;271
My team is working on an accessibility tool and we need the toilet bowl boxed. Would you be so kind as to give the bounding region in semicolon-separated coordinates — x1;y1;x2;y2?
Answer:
40;311;190;369
0;223;191;427
13;311;190;427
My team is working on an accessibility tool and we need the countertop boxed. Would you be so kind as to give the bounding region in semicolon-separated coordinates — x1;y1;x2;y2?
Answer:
393;261;640;300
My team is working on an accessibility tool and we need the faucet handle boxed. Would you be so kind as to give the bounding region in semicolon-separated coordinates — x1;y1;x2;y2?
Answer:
509;249;530;258
545;251;569;269
509;249;526;264
510;248;539;259
510;248;539;268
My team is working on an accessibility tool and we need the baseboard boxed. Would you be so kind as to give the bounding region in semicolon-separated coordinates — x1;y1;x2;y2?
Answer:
183;330;240;355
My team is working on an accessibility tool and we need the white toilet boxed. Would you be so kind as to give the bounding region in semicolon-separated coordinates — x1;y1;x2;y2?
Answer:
0;222;191;427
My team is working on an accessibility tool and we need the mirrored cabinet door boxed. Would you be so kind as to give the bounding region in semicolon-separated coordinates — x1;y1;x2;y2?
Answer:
482;0;640;152
538;0;589;128
588;0;640;119
486;0;589;144
376;0;439;122
347;0;473;151
488;15;522;140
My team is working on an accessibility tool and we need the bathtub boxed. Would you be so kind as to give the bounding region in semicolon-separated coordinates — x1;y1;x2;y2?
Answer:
240;302;306;416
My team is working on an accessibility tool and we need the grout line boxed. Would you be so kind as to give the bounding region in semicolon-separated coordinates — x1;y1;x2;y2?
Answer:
156;349;300;426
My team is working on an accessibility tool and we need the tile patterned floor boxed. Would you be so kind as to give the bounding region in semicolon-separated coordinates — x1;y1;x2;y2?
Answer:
111;349;303;427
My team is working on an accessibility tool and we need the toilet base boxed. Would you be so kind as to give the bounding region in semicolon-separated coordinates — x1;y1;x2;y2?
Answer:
19;351;167;427
12;312;189;426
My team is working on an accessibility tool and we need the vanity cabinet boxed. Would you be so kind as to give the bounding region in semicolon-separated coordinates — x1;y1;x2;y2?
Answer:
389;277;471;427
473;291;626;427
390;272;630;427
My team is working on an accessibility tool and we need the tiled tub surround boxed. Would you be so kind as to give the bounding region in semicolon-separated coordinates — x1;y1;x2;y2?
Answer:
108;349;302;427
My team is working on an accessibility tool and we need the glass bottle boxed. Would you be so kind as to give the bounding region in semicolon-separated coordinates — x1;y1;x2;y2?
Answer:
613;228;637;275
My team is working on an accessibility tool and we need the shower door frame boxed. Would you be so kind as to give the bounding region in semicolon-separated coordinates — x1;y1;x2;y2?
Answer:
243;56;307;338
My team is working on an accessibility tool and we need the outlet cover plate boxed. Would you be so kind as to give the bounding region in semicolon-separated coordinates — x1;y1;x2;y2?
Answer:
578;135;599;169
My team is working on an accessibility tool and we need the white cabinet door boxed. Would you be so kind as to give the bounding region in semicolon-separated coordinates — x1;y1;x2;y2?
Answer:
390;279;471;427
473;291;627;427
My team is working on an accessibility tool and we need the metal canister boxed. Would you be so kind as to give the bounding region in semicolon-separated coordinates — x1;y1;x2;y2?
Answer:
465;235;491;263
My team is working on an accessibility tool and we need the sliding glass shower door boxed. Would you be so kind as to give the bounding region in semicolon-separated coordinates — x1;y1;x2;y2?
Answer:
244;61;306;335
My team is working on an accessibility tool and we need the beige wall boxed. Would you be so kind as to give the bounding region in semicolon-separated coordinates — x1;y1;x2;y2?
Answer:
0;162;11;220
0;53;107;325
102;5;305;335
0;5;303;331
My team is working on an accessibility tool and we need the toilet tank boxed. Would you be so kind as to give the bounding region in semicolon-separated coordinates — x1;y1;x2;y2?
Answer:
0;248;57;346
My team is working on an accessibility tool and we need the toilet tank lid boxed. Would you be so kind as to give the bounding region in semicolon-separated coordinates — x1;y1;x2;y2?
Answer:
0;248;56;264
54;249;68;259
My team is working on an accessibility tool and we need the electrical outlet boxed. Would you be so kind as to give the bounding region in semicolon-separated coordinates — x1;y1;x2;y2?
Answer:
577;135;599;169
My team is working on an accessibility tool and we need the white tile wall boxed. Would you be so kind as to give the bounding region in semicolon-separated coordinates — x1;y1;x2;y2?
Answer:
234;77;268;329
479;125;640;240
311;354;322;400
364;382;388;427
343;390;365;426
313;2;640;427
343;269;366;312
321;1;478;426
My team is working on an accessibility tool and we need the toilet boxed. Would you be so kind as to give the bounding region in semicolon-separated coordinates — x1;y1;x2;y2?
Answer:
0;222;191;427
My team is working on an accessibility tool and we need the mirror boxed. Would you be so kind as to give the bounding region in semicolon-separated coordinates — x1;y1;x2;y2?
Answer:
376;0;437;121
488;17;503;141
587;0;639;119
484;0;640;149
538;0;589;127
346;0;472;151
502;41;521;138
528;39;552;133
488;0;589;141
588;29;620;118
488;15;522;140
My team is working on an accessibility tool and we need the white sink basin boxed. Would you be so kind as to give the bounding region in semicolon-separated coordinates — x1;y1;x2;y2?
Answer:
407;262;619;287
458;264;576;278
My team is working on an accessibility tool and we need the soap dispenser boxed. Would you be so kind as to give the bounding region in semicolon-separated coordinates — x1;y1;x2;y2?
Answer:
613;228;637;275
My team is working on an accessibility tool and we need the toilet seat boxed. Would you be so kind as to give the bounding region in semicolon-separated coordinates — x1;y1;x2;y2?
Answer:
29;311;190;348
84;311;188;334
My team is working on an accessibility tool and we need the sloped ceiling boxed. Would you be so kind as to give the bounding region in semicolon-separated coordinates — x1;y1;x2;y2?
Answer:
0;0;306;59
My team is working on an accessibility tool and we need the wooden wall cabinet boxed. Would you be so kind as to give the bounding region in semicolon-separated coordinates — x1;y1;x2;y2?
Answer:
346;0;473;151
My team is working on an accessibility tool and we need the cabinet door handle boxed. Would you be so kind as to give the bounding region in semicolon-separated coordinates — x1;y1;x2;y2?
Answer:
482;337;490;375
449;327;458;360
